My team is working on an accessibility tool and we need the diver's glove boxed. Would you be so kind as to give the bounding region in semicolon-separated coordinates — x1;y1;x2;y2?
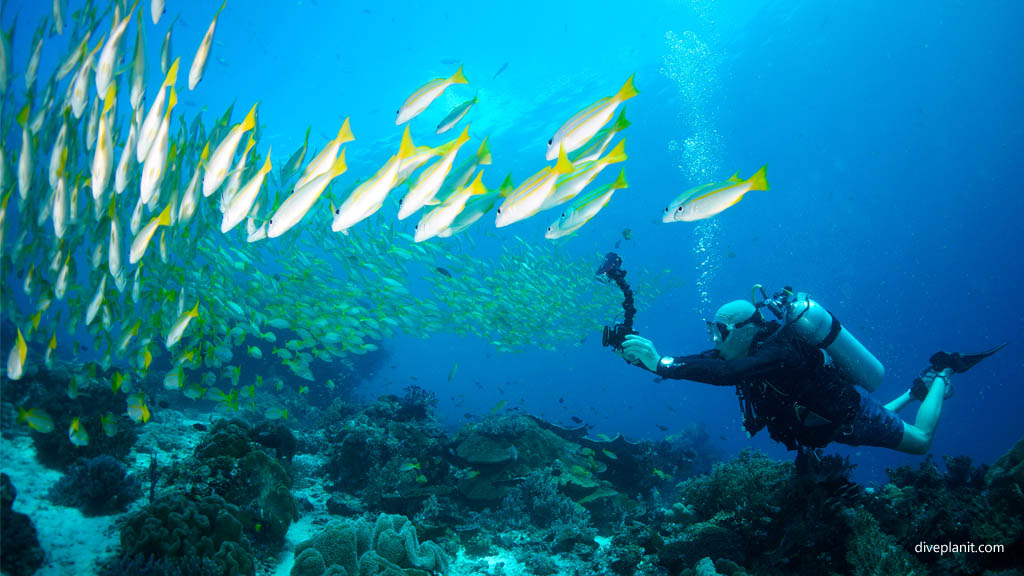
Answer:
622;335;661;371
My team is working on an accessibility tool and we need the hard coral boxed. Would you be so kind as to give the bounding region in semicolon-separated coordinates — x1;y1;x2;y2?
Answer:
397;385;439;421
186;419;299;548
291;513;449;576
675;449;790;521
98;554;223;576
48;454;142;515
119;494;255;576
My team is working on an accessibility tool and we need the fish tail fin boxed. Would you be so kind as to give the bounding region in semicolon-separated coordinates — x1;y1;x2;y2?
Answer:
188;301;200;318
240;103;258;132
450;65;469;84
603;138;627;164
243;132;256;155
455;125;470;148
467;171;488;196
477;137;492;165
336;117;354;143
746;164;769;192
613;107;631;131
331;148;348;177
156;203;173;226
16;104;29;127
397;125;416;160
612;169;629;190
216;0;228;17
554;146;574;175
616;74;639;102
200;142;211;165
163;57;180;88
498;174;514;197
165;86;178;116
16;328;26;359
260;149;273;174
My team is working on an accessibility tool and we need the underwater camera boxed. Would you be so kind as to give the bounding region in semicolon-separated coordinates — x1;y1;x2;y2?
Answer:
595;252;637;351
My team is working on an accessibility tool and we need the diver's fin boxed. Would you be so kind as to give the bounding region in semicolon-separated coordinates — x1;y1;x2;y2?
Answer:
929;342;1007;374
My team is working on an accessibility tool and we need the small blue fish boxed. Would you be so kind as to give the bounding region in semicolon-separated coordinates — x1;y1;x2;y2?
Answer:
436;94;478;135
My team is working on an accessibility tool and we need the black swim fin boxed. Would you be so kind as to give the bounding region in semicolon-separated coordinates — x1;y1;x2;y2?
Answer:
929;342;1007;374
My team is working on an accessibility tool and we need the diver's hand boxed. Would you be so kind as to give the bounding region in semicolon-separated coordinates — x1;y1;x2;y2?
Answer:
622;335;661;371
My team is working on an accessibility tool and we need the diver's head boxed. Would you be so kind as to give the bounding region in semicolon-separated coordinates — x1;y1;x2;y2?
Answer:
708;300;762;360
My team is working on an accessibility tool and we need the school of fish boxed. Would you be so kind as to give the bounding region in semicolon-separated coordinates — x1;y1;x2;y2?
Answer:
0;0;765;439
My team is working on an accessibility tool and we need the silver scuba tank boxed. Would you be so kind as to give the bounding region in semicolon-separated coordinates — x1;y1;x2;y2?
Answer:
785;292;884;392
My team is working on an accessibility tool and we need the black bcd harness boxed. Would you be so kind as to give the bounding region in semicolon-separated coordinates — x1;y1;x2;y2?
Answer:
735;323;861;452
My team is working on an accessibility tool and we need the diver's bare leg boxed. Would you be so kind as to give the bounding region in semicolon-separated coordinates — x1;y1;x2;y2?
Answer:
884;390;914;413
895;369;951;455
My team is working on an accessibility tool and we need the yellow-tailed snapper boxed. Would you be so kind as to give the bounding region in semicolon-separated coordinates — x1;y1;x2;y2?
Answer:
396;65;468;125
662;165;769;222
546;75;638;161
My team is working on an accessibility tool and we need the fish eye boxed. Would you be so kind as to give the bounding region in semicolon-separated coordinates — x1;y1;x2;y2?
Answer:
335;209;340;215
547;138;552;145
676;206;683;212
497;208;502;213
269;218;273;224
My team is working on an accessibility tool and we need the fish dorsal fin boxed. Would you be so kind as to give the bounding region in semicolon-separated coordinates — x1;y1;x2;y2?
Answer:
728;171;742;182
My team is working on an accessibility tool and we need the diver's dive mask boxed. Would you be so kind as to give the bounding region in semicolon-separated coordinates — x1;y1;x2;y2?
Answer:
706;314;761;343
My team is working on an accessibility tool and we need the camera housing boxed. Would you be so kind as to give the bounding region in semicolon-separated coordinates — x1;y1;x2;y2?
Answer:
595;252;637;352
602;323;638;350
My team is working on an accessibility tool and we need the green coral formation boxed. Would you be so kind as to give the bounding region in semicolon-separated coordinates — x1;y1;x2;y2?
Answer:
291;513;448;576
675;449;791;520
177;419;298;547
120;494;255;576
845;508;925;576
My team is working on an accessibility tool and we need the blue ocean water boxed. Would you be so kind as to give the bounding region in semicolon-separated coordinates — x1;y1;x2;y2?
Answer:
1;0;1023;573
4;0;1022;478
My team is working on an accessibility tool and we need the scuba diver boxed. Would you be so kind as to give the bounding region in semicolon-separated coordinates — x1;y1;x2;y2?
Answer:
596;253;1004;456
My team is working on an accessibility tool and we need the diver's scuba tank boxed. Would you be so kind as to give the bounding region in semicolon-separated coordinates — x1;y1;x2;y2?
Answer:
758;286;884;392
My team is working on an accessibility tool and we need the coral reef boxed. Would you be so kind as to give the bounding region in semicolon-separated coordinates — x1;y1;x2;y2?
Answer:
845;508;925;576
119;493;255;576
1;473;44;576
48;454;142;515
98;554;224;576
176;419;298;547
291;513;449;576
322;396;451;517
4;364;139;469
499;469;597;553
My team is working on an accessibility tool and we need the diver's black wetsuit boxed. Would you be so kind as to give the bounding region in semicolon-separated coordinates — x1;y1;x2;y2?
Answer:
647;321;900;451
